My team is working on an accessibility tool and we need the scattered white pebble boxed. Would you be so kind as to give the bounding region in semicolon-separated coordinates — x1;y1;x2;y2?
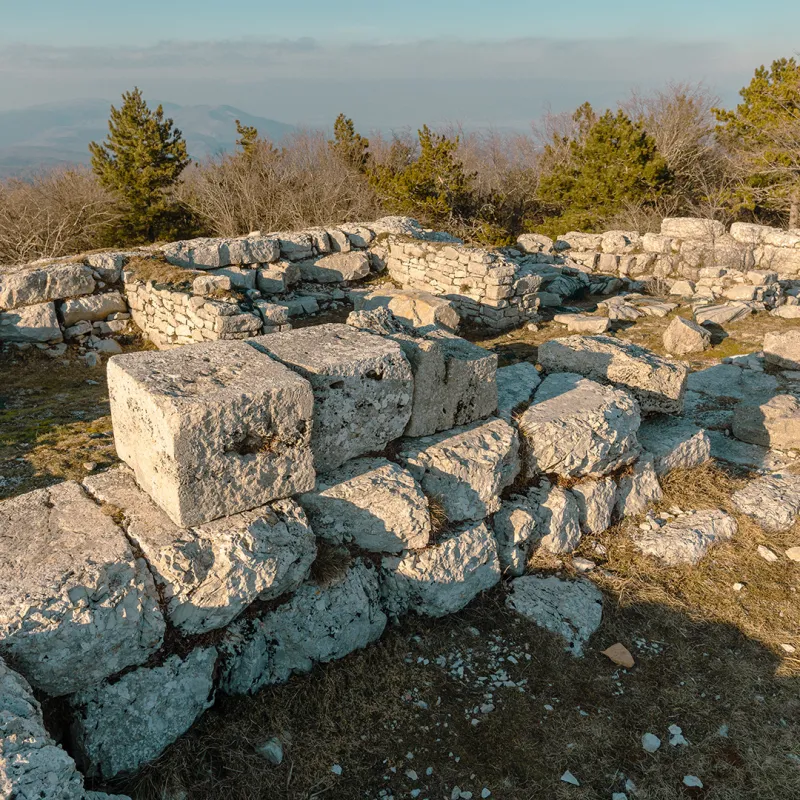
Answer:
718;724;730;737
560;770;580;786
331;764;342;776
780;643;796;654
612;794;628;800
683;775;703;788
669;724;688;747
405;769;418;781
642;733;661;753
544;704;554;712
733;582;745;592
481;790;491;799
757;545;779;562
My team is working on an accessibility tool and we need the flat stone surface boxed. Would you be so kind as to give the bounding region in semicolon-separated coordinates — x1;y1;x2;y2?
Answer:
694;303;753;326
108;339;315;527
663;316;711;356
707;430;797;472
381;521;501;617
71;648;217;780
161;236;280;268
60;292;127;326
518;373;641;478
637;415;711;475
298;252;370;283
358;287;461;332
495;361;541;422
731;473;800;531
219;562;387;695
615;453;663;517
553;313;610;334
0;301;62;343
687;362;778;404
732;394;800;450
764;330;800;370
633;509;737;565
538;335;688;415
398;418;520;524
506;576;603;657
493;497;538;576
661;217;725;240
0;657;86;799
528;482;583;554
571;477;617;535
0;482;164;696
249;324;413;472
0;263;95;310
299;457;430;553
84;466;316;634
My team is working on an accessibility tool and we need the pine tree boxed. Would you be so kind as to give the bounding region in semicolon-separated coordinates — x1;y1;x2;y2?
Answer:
714;58;800;228
329;114;370;171
89;88;190;242
235;119;260;158
536;107;672;235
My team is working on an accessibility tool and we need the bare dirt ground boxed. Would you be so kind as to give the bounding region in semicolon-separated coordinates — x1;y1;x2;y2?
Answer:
2;309;799;799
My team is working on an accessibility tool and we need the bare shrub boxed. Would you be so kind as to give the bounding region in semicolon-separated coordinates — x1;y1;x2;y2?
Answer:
0;167;120;264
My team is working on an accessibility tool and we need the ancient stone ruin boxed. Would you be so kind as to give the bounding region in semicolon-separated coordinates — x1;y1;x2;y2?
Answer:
3;215;800;795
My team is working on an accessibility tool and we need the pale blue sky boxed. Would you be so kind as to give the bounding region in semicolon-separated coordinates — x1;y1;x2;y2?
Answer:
1;1;797;128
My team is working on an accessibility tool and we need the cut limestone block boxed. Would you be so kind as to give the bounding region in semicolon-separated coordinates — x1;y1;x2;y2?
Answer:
495;361;541;422
249;324;413;472
256;261;300;293
527;481;583;554
707;430;796;473
732;394;800;450
219;562;386;695
662;316;711;356
538;335;689;415
84;466;316;634
731;473;800;532
694;302;753;326
764;330;800;370
517;373;641;478
71;648;217;780
633;509;737;566
571;477;617;535
552;313;610;334
108;339;315;527
398;418;520;524
299;457;430;553
381;521;501;617
358;287;461;332
0;657;87;799
0;262;95;310
0;482;164;696
386;328;497;437
506;576;603;657
161;236;280;268
637;416;711;475
297;251;371;283
660;217;725;240
0;301;62;343
615;453;663;517
492;497;538;576
60;291;127;326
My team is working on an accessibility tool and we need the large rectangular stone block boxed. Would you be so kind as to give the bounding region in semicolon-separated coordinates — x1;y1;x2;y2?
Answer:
108;339;315;527
0;263;95;310
0;301;62;342
0;482;165;696
248;324;413;472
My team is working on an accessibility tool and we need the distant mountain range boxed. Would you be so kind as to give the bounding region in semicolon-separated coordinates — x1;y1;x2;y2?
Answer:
0;99;295;177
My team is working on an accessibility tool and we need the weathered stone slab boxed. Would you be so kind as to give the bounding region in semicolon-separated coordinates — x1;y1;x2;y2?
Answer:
84;466;315;634
219;562;387;695
161;236;280;268
298;251;371;283
397;418;520;524
571;477;617;535
496;361;541;422
249;324;413;472
60;291;127;326
0;657;87;799
381;521;500;617
637;416;711;475
687;362;778;404
208;266;256;290
615;453;663;517
732;394;800;450
506;576;603;657
492;497;538;576
731;473;800;532
660;217;725;240
663;316;711;356
108;339;315;527
538;335;688;415
0;263;95;310
358;287;460;332
0;301;62;342
707;430;797;472
517;233;554;254
694;302;752;326
0;482;164;696
528;481;583;553
299;457;430;553
764;330;800;370
633;509;737;565
517;373;640;478
256;261;300;293
71;648;217;779
553;313;610;334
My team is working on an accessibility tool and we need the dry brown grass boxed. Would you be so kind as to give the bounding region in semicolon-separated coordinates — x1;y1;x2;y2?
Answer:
125;255;199;289
309;542;353;588
426;493;451;540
